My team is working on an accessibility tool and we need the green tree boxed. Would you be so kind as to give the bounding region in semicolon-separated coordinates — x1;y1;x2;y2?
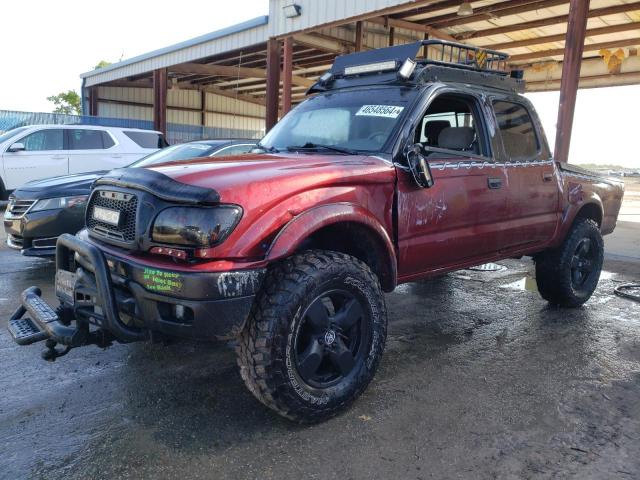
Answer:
94;60;112;69
46;90;82;115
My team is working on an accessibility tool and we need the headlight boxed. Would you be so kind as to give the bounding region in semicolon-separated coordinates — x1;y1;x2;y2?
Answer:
151;206;242;247
30;195;88;212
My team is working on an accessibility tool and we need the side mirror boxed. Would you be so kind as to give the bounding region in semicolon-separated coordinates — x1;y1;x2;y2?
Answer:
8;142;25;153
406;144;434;188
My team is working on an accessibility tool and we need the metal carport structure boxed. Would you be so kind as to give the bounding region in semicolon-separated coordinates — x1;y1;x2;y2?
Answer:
80;0;640;161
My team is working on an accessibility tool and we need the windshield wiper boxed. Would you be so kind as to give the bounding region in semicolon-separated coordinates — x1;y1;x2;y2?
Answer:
286;143;359;155
254;143;279;153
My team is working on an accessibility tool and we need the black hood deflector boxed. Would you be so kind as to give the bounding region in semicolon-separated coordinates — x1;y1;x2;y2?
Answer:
95;168;220;205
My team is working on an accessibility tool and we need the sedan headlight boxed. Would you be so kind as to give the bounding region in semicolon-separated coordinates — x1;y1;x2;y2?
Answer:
151;206;242;247
30;195;88;212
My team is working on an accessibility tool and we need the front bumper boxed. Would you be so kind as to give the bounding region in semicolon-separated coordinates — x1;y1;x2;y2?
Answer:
4;206;85;257
7;234;266;349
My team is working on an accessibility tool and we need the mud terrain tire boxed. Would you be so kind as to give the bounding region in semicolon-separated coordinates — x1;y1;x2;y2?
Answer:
535;218;604;307
236;250;387;423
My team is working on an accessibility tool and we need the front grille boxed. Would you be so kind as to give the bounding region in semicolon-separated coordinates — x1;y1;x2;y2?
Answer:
86;190;138;243
6;197;36;218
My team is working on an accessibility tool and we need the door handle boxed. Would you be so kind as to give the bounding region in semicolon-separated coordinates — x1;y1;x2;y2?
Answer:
488;177;502;189
51;155;66;160
542;172;554;182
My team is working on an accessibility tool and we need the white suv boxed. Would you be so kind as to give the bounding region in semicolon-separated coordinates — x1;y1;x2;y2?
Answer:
0;125;168;199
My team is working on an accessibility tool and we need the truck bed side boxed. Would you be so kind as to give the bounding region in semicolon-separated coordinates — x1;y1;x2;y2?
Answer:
553;163;625;245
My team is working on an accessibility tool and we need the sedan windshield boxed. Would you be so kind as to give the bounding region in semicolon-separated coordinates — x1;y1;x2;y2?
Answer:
130;142;220;167
259;87;418;154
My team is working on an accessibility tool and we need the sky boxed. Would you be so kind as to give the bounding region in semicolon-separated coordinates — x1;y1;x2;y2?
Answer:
0;0;637;168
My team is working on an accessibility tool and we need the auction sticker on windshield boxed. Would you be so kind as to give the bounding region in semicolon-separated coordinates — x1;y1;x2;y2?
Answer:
355;105;404;118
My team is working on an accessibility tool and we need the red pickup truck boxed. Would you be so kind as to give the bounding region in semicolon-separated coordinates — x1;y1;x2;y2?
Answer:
8;41;624;422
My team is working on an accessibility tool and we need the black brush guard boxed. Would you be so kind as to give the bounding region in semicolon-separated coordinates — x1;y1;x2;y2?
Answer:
8;234;146;356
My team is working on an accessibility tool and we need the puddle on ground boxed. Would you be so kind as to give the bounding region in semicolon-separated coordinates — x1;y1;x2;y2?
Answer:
468;263;508;272
600;271;615;281
501;276;539;292
500;271;616;292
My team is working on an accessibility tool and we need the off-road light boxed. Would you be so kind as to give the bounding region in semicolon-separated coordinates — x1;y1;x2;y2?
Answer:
283;3;302;18
344;60;397;76
318;71;333;85
398;58;417;80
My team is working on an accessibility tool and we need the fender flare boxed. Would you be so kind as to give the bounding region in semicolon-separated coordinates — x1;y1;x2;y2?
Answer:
565;190;604;226
556;192;605;245
266;203;397;289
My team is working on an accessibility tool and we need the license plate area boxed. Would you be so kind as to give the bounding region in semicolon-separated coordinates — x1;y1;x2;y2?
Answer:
55;270;77;304
92;206;121;226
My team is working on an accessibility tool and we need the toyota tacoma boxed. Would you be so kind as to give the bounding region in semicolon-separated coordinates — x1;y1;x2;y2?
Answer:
7;41;624;423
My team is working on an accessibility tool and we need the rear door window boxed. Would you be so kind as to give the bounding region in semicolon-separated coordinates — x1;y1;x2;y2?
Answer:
20;129;64;151
492;101;540;161
101;131;115;148
68;129;108;150
124;131;166;148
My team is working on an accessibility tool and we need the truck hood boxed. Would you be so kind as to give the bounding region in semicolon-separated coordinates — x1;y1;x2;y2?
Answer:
147;153;395;206
13;171;107;199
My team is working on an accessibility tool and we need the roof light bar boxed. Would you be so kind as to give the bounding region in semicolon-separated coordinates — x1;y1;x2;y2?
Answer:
344;60;397;76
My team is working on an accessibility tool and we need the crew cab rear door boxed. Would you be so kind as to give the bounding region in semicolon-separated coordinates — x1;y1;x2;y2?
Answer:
491;99;559;250
396;91;509;278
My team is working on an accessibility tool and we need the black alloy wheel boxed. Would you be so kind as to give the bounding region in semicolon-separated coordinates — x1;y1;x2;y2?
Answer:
570;238;598;289
295;290;370;389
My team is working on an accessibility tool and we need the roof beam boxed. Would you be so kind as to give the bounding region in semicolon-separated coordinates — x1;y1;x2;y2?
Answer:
458;1;640;40
509;37;640;63
292;33;349;54
170;62;314;88
394;0;468;20
367;16;457;41
199;84;266;107
526;71;640;91
430;0;566;29
487;21;640;51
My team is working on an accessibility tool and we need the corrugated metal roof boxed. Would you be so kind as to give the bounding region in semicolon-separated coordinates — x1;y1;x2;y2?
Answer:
82;15;269;84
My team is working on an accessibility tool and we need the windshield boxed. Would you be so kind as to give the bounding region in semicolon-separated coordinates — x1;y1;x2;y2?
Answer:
259;87;418;153
130;142;220;167
0;126;29;144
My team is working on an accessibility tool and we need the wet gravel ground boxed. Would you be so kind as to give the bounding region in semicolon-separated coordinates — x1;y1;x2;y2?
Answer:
1;237;639;479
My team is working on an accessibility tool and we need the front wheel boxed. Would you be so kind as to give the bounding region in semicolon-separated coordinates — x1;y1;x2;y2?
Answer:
535;218;604;307
236;250;387;423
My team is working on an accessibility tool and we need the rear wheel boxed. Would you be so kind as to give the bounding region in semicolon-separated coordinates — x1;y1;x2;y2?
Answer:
236;250;387;423
535;219;604;307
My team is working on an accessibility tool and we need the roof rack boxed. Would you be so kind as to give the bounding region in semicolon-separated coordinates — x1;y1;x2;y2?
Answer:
418;40;509;75
310;40;523;94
